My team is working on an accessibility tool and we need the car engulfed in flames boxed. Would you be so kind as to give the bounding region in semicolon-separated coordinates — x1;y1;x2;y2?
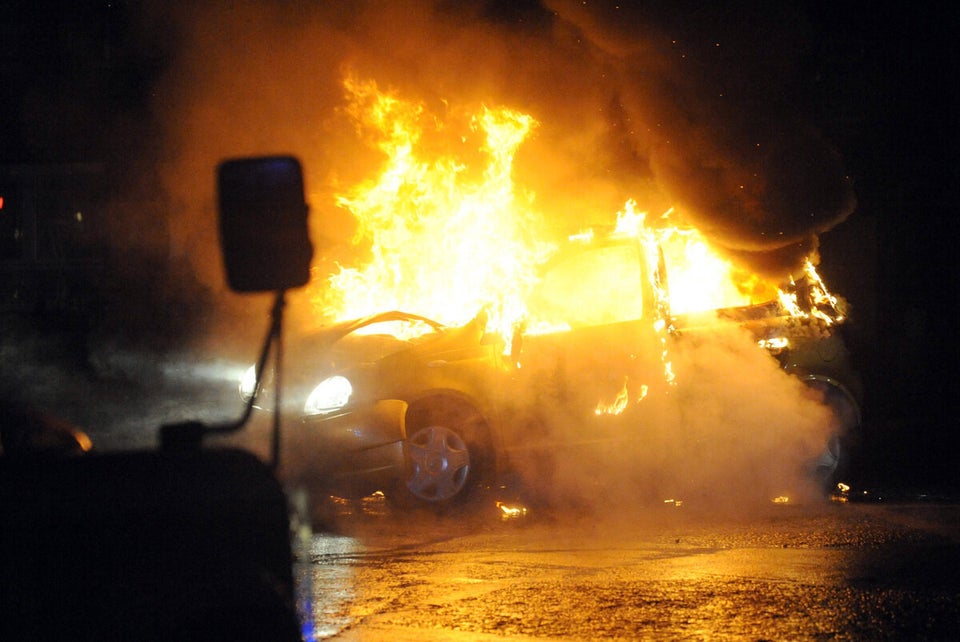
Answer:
241;226;861;509
237;76;861;510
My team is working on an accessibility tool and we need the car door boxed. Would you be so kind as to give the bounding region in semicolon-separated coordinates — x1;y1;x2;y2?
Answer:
504;239;667;448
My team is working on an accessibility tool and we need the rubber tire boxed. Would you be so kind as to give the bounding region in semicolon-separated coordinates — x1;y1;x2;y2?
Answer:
393;399;490;509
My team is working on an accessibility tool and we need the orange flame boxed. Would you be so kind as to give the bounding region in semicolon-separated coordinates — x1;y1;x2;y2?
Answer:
780;259;846;325
596;378;650;416
596;378;630;416
309;76;552;339
657;222;779;314
310;76;844;355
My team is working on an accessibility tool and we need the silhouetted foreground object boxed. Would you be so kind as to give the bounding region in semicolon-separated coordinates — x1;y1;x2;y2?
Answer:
217;155;313;293
0;449;301;641
0;400;92;457
0;155;312;640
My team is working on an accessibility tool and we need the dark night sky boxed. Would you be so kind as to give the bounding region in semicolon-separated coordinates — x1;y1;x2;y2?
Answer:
1;1;171;165
806;3;960;490
2;1;958;489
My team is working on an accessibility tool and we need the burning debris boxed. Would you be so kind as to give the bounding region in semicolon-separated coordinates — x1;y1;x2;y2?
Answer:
496;501;529;520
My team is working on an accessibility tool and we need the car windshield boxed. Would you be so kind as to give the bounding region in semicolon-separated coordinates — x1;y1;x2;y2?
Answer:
330;317;444;363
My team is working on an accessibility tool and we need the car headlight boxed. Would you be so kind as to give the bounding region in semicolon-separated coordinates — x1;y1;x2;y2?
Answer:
239;364;258;402
304;375;353;416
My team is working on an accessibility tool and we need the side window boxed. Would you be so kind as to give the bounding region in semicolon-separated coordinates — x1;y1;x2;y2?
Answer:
529;244;645;328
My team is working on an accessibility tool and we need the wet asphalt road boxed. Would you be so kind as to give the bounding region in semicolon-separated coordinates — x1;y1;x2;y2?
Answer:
302;498;960;641
4;332;959;639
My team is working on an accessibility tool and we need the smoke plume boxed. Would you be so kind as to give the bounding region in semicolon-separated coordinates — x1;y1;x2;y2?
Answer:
521;322;835;515
129;1;851;511
140;0;854;301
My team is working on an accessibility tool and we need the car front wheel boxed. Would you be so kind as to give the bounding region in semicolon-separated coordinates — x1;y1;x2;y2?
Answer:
397;400;490;507
404;425;471;502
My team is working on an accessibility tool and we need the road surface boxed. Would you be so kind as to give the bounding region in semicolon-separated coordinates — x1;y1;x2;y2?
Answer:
301;496;960;640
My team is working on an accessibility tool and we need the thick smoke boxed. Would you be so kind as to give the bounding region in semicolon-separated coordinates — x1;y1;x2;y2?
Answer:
519;323;835;516
142;0;854;301
545;0;857;277
134;1;852;511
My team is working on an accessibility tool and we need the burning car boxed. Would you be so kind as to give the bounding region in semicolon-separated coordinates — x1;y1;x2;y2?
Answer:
242;225;861;508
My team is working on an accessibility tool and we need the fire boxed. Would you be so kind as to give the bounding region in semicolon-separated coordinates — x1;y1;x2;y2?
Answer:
495;501;529;519
310;75;845;352
831;482;851;503
595;380;650;416
595;378;630;416
657;222;779;314
609;204;844;327
778;259;846;326
309;76;553;339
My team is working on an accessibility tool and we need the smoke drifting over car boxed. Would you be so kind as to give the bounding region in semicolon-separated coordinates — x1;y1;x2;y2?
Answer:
132;0;853;303
112;1;849;515
506;323;833;516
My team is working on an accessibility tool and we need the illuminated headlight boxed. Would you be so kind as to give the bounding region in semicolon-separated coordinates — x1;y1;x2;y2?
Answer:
239;365;258;402
304;375;353;416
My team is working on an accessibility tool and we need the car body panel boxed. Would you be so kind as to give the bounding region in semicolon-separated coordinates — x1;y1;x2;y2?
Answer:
291;400;407;496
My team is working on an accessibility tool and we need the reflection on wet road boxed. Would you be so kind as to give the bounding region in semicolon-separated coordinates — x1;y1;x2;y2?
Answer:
303;498;960;640
2;341;956;638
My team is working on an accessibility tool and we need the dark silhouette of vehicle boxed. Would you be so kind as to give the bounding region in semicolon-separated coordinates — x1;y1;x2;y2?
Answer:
1;156;313;641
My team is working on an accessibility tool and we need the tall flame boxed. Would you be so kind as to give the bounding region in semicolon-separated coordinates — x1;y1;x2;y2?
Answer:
309;76;845;351
309;76;553;338
655;217;780;314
